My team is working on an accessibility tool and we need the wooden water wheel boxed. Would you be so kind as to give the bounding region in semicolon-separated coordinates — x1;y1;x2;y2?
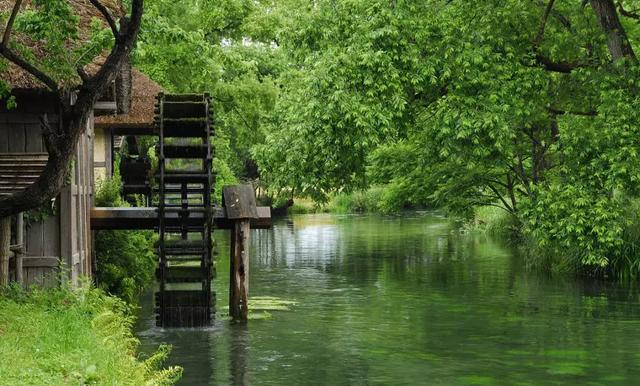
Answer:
154;93;215;327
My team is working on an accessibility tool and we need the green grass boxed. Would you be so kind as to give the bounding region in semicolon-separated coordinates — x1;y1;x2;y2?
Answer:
328;187;386;213
0;284;181;385
465;206;520;238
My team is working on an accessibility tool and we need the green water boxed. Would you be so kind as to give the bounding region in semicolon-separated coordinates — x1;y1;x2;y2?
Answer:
136;212;640;385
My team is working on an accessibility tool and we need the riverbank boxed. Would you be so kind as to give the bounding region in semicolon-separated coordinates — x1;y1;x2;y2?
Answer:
287;186;420;215
0;284;181;385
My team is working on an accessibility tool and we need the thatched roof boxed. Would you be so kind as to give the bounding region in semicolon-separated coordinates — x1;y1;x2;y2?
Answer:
95;68;163;129
0;0;122;89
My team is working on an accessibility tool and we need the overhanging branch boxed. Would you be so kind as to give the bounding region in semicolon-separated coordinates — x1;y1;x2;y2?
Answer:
0;47;59;91
534;53;584;73
1;0;23;48
535;0;556;47
618;2;640;21
548;107;598;116
89;0;119;39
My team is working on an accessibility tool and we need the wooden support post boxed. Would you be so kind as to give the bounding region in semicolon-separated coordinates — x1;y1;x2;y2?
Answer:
15;213;24;286
230;220;250;321
223;185;259;322
0;217;10;286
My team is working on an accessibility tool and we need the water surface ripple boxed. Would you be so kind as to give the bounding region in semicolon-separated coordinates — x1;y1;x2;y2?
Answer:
136;213;640;385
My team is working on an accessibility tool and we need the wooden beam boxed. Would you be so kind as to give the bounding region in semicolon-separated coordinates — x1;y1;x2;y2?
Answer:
223;185;258;219
15;212;23;285
109;126;157;136
0;217;9;286
229;220;250;321
93;101;117;113
90;207;272;230
223;185;258;322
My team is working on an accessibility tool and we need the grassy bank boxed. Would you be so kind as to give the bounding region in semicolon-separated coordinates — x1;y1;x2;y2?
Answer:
286;186;419;215
0;284;181;385
467;202;640;280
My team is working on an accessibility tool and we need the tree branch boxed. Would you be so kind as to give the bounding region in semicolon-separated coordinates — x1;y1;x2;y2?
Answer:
1;0;23;48
534;53;584;73
0;46;58;91
39;114;61;158
76;67;90;83
0;0;144;218
618;2;640;21
89;0;119;39
486;183;513;213
535;0;556;47
548;107;598;116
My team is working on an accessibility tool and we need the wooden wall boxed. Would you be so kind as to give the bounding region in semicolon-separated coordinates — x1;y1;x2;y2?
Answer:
60;114;94;285
0;91;94;287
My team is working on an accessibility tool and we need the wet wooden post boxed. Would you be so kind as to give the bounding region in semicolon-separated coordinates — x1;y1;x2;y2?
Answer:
0;217;10;286
223;185;259;322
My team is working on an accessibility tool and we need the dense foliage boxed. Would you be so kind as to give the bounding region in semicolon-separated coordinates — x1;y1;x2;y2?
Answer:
130;0;640;277
94;171;156;303
133;0;279;196
0;284;181;384
234;0;640;277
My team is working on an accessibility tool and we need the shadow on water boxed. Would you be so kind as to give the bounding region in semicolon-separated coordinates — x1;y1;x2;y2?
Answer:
135;212;640;385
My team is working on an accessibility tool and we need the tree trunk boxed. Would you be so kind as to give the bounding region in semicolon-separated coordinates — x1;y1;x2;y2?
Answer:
590;0;637;62
0;0;144;218
0;109;87;218
0;217;10;286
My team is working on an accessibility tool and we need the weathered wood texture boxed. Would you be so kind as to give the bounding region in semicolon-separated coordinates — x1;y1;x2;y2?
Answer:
0;217;10;285
0;153;48;196
90;206;272;229
223;185;259;219
223;185;258;321
15;212;23;285
60;115;94;285
9;257;59;288
230;220;250;321
1;102;93;287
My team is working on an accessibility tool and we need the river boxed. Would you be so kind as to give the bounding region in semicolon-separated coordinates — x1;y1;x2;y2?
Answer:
135;212;640;385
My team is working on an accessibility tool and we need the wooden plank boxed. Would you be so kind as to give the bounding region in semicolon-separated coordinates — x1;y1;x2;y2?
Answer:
93;101;117;113
163;94;206;102
43;212;60;257
24;123;45;152
162;101;207;118
59;185;73;282
90;206;272;230
109;126;157;136
223;185;258;220
0;152;49;160
0;217;10;285
16;213;23;286
7;123;26;153
21;256;59;268
0;126;8;152
26;217;44;256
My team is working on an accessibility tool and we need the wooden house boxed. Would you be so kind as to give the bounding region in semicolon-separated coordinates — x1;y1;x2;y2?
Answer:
0;0;160;287
94;68;163;186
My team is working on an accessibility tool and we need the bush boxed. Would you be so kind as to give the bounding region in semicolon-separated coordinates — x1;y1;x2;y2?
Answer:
0;284;181;385
94;174;157;303
466;206;521;238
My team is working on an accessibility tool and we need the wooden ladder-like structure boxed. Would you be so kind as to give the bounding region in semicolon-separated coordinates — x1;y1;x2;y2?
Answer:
154;93;215;327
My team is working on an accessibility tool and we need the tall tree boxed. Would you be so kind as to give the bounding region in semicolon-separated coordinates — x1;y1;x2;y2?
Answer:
0;0;144;217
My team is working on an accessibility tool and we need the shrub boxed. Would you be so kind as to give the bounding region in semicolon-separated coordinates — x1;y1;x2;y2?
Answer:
0;284;182;385
94;174;157;303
